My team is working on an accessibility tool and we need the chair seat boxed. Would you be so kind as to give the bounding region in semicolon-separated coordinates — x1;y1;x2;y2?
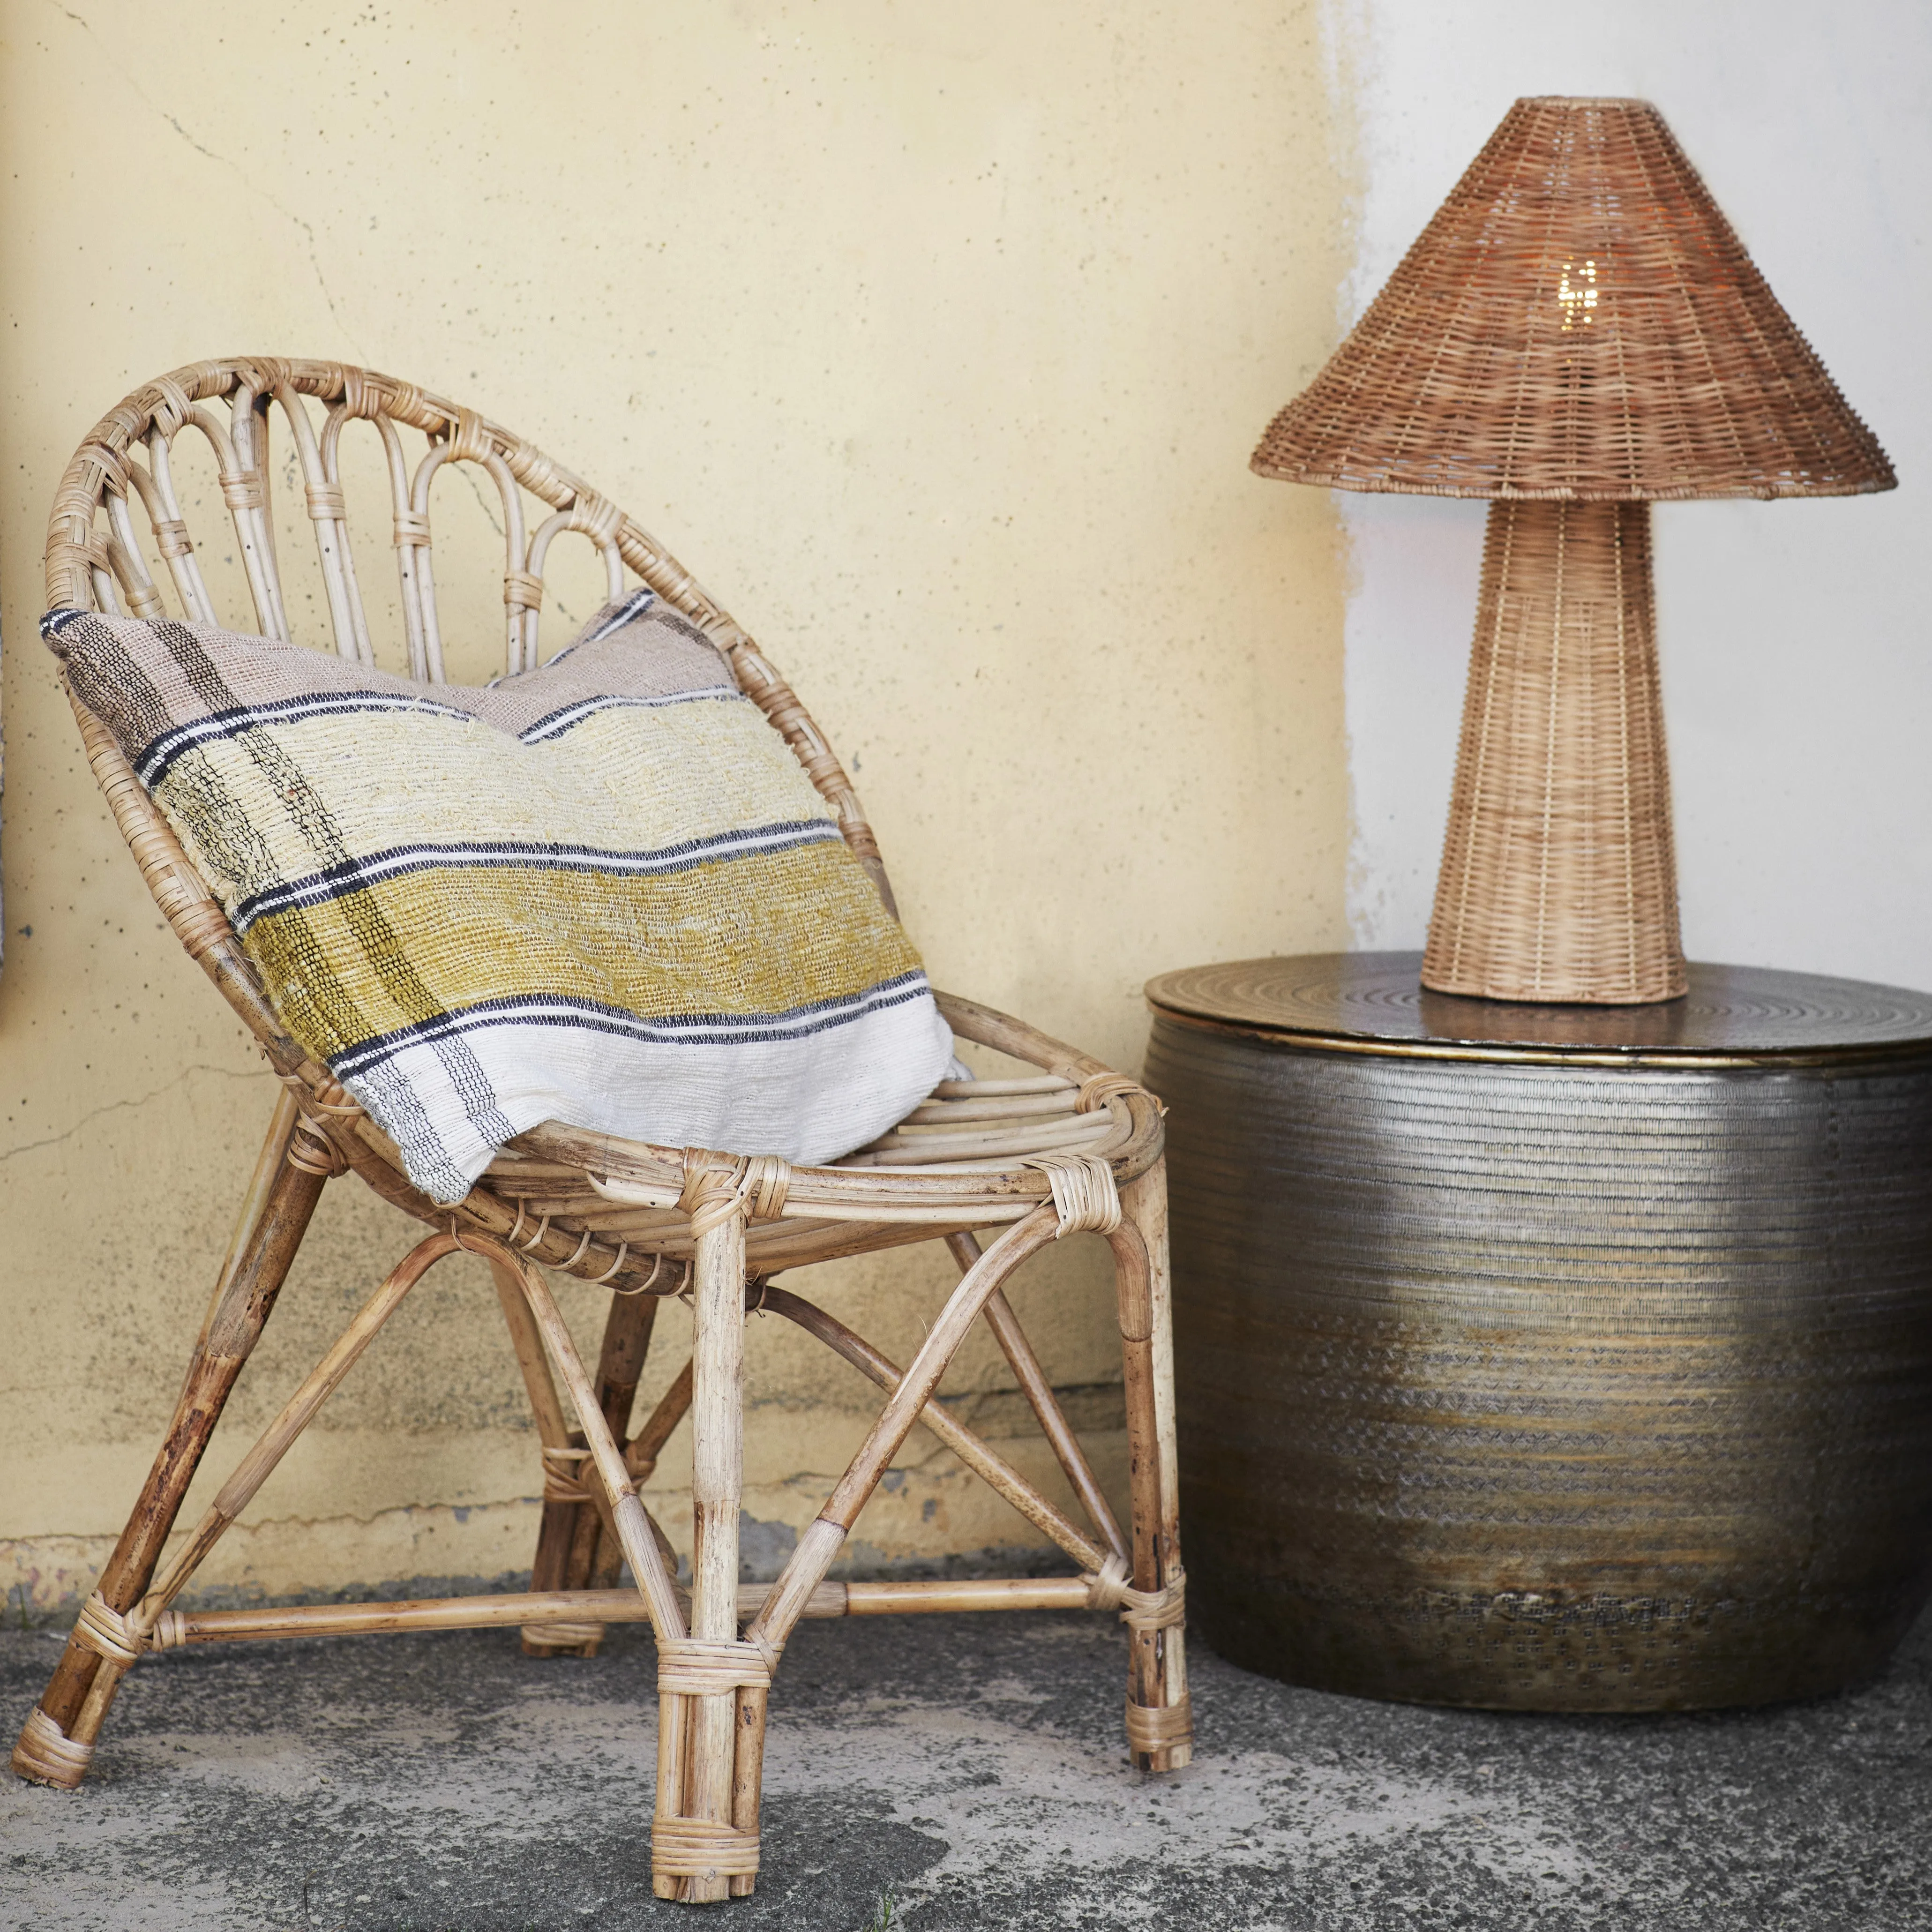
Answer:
327;989;1165;1281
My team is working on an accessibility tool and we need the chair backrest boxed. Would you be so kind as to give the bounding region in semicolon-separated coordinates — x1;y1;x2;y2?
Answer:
47;356;893;908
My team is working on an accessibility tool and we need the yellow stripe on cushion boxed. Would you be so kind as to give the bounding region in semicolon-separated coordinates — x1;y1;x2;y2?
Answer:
244;841;924;1058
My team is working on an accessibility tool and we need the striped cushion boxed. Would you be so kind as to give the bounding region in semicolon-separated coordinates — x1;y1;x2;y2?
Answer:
46;592;953;1203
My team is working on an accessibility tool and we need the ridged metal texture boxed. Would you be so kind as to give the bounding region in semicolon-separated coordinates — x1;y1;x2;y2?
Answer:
1146;953;1932;1712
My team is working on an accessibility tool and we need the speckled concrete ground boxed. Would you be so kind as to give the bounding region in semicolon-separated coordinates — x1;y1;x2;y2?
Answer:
4;1605;1930;1931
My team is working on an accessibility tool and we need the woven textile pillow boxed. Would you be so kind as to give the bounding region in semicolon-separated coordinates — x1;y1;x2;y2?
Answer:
45;592;954;1203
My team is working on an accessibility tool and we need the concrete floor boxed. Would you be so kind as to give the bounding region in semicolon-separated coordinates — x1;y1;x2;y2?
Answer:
4;1604;1931;1931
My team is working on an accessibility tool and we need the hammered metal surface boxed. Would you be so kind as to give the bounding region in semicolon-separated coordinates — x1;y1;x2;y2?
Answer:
1147;957;1932;1712
1147;953;1932;1058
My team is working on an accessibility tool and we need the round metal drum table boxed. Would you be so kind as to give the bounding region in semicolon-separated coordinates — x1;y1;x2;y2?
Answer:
1145;953;1932;1712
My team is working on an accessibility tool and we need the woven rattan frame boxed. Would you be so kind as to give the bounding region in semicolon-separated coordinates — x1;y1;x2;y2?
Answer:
15;358;1191;1899
1251;98;1895;502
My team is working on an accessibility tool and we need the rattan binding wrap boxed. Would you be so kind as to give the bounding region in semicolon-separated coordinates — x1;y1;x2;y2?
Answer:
1251;98;1895;502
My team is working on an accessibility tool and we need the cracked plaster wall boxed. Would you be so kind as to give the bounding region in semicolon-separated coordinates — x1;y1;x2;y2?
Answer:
0;2;1354;1610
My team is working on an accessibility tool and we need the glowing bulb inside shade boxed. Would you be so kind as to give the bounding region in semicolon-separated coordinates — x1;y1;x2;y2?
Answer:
1558;258;1600;329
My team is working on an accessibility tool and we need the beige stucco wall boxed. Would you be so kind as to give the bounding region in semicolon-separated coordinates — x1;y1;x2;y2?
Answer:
0;2;1352;1612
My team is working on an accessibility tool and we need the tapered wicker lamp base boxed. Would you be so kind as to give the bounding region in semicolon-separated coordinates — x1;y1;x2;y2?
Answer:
1422;499;1687;1004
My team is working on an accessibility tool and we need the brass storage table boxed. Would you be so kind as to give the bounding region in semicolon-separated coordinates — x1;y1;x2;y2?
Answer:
1145;952;1932;1713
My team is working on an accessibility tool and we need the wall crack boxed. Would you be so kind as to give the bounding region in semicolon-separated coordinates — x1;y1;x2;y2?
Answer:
51;3;368;355
0;1063;264;1166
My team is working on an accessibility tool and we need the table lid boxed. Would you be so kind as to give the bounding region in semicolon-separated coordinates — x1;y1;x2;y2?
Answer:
1145;952;1932;1062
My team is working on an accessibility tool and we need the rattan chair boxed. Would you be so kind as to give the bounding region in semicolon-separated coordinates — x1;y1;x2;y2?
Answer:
9;358;1189;1900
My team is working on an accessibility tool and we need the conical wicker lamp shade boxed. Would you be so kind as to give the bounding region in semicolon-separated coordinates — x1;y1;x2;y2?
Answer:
1254;98;1895;1002
1255;97;1893;502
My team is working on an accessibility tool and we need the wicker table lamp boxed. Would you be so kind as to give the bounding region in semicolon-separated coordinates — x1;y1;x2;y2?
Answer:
1254;97;1895;1003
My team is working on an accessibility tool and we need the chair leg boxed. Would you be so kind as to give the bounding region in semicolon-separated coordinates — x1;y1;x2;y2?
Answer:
520;1464;590;1655
599;1357;695;1590
524;1292;658;1657
1111;1154;1192;1771
11;1095;328;1788
654;1193;751;1902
